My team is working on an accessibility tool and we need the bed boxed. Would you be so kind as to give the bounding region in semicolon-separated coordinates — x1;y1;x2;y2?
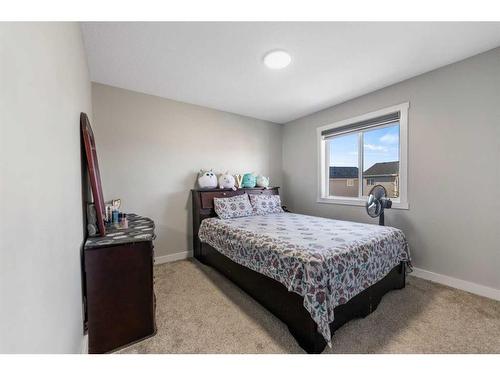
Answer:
191;187;410;353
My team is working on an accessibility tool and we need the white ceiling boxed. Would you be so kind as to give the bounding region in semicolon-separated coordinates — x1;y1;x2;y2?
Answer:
82;22;500;124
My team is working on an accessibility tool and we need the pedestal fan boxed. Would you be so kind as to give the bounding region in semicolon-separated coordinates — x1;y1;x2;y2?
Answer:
366;185;392;226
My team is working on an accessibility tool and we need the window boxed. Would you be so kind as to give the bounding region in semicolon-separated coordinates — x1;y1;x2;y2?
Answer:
317;103;408;209
362;124;400;198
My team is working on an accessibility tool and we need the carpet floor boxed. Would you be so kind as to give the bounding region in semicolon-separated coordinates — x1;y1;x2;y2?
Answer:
119;259;500;354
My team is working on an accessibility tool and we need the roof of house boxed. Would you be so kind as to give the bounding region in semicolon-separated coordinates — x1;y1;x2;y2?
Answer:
363;161;399;177
329;166;359;179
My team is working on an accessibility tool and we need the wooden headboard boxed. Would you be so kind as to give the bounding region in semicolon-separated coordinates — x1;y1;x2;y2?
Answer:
191;187;280;259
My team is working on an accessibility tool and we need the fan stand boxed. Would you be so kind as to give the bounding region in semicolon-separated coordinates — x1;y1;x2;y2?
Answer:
379;212;385;226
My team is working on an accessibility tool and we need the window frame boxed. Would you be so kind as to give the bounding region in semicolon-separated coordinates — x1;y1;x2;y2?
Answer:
316;102;409;209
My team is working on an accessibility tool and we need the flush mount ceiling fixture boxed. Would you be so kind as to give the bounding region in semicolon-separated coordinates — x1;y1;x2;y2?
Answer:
263;50;291;70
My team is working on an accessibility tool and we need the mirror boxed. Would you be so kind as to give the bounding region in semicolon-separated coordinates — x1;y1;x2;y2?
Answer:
81;112;106;236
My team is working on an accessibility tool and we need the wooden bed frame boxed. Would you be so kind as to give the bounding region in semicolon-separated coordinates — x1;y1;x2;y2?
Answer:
191;187;406;353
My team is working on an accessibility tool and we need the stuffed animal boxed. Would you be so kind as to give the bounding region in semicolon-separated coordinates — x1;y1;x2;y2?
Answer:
256;175;270;188
218;172;237;190
234;174;243;189
197;169;218;189
241;173;257;188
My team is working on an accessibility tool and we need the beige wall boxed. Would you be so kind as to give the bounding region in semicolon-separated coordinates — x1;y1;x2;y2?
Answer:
0;23;92;352
283;47;500;291
91;83;283;258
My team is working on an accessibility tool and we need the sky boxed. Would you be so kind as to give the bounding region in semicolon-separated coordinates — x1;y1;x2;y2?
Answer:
329;123;399;172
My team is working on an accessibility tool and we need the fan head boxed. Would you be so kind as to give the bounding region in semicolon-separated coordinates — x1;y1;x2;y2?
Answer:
366;185;389;218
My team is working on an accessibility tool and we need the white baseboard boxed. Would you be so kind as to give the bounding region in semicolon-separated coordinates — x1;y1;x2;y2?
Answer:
411;267;500;301
153;253;499;301
155;251;192;265
81;334;88;354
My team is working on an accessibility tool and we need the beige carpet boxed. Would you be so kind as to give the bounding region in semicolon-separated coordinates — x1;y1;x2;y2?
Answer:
119;259;500;354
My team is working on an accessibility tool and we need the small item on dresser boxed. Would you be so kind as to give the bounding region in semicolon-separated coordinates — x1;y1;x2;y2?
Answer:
87;203;97;223
105;199;122;223
112;199;121;210
218;171;237;190
87;223;98;236
105;204;113;223
87;204;98;236
121;214;128;229
234;174;243;189
197;169;218;189
104;205;109;222
256;175;270;188
112;209;119;224
241;172;257;188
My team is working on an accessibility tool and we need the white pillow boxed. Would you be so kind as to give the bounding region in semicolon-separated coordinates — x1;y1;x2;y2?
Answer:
213;193;254;219
249;194;284;215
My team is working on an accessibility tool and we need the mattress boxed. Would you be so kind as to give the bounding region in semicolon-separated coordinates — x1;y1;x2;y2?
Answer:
198;212;410;345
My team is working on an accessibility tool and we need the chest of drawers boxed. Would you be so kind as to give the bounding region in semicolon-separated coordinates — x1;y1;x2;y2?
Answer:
83;214;156;353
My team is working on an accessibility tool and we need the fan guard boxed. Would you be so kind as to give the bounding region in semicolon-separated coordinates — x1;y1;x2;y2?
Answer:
366;185;392;226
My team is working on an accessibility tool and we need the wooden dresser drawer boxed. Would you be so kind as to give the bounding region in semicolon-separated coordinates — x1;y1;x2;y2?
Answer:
85;241;155;353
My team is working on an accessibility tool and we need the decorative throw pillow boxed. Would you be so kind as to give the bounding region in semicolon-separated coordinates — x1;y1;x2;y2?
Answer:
213;193;254;219
249;194;284;215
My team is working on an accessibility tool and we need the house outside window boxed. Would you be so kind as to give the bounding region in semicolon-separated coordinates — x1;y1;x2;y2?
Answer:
329;166;358;197
317;103;409;209
363;162;399;197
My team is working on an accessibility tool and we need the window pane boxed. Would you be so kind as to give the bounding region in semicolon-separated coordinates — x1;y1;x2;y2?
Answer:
328;133;359;197
362;123;400;198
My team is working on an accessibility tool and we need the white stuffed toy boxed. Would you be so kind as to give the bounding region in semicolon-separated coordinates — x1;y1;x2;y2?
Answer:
256;175;270;188
197;169;218;189
218;172;237;190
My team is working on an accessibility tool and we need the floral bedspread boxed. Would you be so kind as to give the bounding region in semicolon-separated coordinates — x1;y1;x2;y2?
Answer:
198;212;410;345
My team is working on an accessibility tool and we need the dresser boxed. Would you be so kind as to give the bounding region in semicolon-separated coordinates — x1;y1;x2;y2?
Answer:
83;214;156;353
191;187;280;262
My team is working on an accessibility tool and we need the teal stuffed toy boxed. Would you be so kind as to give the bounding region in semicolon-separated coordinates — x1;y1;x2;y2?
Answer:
241;173;257;188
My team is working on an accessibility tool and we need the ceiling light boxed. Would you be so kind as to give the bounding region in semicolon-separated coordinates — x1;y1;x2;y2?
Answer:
263;50;291;70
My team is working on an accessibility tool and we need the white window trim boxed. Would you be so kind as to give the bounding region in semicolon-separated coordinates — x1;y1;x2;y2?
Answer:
316;102;409;210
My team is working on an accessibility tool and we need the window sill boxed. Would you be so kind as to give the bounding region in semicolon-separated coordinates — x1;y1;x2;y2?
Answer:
317;197;409;210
